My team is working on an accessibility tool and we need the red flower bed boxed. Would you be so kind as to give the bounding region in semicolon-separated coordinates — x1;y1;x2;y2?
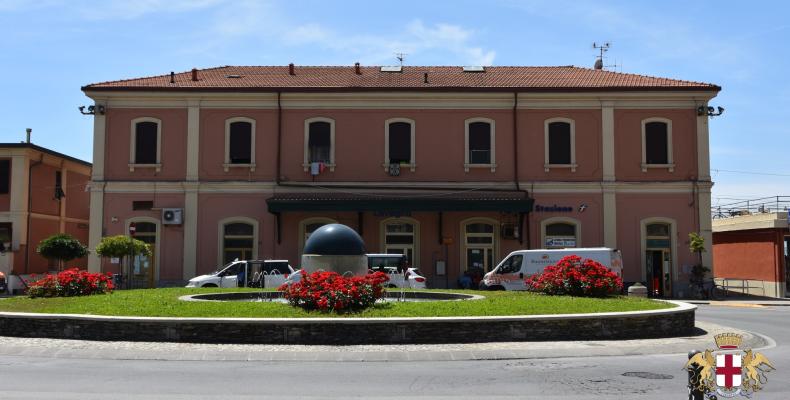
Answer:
27;268;114;298
525;255;622;297
278;270;389;313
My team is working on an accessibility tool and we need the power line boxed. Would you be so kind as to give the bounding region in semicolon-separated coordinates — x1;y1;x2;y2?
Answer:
712;168;790;177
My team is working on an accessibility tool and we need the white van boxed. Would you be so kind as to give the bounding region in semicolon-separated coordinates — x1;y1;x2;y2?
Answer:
481;248;623;291
186;259;294;289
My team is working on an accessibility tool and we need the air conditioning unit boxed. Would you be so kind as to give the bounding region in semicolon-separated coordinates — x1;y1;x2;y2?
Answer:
162;208;183;225
501;223;519;240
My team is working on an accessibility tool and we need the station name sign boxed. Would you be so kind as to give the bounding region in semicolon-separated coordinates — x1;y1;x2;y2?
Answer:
535;204;574;213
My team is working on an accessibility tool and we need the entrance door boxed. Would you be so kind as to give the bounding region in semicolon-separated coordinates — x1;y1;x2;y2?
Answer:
645;223;673;297
0;223;10;292
131;222;156;288
466;247;494;272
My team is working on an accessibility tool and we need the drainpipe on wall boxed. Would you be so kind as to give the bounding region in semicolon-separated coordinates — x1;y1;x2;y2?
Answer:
512;92;520;192
24;153;44;274
276;91;282;185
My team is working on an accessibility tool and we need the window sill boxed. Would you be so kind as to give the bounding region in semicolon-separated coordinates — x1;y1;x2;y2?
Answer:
641;163;675;172
464;163;497;172
544;163;578;172
223;163;256;172
302;163;336;172
128;163;162;172
382;163;417;172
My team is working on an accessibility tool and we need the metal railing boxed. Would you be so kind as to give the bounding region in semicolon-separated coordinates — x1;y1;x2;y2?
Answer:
712;196;790;219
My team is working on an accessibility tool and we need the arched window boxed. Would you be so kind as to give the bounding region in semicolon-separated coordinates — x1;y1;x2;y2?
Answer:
222;222;254;264
464;118;496;172
129;117;161;172
381;218;419;267
544;118;576;172
303;118;336;172
224;117;256;171
641;118;674;172
384;118;416;171
461;218;498;273
540;217;581;249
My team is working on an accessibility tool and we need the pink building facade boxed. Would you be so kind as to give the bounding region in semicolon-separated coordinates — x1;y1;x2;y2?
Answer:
0;141;92;292
83;65;719;296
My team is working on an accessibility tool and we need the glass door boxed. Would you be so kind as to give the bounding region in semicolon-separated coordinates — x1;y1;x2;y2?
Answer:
131;222;156;288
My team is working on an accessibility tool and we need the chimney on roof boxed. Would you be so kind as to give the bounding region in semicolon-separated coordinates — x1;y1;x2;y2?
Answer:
423;72;429;84
288;63;295;75
26;128;31;144
191;68;198;81
354;62;361;75
170;71;175;84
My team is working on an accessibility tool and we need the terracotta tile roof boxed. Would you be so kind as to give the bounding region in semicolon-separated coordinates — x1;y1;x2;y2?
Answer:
83;65;719;92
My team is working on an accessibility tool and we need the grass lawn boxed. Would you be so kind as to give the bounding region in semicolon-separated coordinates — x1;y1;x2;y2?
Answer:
0;288;672;318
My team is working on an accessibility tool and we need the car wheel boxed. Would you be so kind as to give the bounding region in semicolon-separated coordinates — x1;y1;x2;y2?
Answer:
201;283;218;288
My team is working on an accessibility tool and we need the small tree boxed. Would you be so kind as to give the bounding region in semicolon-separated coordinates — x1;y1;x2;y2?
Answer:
95;235;152;287
36;233;89;271
688;232;709;285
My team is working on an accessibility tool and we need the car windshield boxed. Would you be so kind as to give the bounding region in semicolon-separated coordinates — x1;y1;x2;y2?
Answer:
211;262;237;275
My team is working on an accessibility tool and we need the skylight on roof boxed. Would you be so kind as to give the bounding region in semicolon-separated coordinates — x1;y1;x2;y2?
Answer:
462;66;486;73
380;66;403;72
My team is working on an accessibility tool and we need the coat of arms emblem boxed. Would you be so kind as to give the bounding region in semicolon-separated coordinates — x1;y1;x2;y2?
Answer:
685;333;775;398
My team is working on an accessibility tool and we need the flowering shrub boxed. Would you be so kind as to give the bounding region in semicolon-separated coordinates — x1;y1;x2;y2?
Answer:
278;270;389;313
525;255;622;297
27;268;114;298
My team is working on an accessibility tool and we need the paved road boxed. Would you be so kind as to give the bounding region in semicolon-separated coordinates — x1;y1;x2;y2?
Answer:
0;305;787;399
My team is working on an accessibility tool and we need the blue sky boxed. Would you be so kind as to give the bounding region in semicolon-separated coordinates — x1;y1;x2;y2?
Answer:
1;0;788;206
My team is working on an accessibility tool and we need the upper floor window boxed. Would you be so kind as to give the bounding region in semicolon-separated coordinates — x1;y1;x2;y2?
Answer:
303;117;335;172
544;118;577;172
464;118;496;172
641;118;674;172
129;117;161;172
384;118;416;172
0;159;9;194
224;117;256;172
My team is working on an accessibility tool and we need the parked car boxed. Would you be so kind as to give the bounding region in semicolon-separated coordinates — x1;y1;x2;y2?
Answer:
186;259;294;289
481;247;623;291
366;253;427;289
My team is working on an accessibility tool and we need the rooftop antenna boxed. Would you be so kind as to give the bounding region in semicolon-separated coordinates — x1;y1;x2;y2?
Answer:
395;52;407;67
592;42;619;71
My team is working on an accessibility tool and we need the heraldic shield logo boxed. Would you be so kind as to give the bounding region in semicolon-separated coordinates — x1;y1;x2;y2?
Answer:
684;333;776;398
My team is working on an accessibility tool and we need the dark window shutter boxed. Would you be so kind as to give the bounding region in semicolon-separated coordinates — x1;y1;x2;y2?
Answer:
134;122;158;164
645;122;669;164
548;122;571;164
388;122;411;163
229;122;252;164
308;121;331;163
0;160;9;194
468;122;491;164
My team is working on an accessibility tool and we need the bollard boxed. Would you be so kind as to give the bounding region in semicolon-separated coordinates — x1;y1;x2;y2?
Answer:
687;350;705;400
628;282;648;298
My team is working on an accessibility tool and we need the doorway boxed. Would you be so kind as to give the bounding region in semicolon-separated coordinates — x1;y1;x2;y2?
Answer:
130;222;157;288
644;222;673;297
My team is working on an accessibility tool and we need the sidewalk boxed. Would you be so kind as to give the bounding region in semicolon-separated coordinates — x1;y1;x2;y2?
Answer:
0;321;770;362
680;296;790;307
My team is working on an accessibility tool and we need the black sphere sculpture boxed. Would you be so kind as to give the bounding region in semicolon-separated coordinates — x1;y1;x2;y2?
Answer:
303;224;366;256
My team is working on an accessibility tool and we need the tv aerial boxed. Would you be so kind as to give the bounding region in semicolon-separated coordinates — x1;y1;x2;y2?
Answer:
592;42;620;71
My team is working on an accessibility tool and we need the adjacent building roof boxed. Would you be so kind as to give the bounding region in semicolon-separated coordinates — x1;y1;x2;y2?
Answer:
0;143;91;167
83;65;720;92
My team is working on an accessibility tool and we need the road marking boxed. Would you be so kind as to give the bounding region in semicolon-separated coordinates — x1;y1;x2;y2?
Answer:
708;302;767;308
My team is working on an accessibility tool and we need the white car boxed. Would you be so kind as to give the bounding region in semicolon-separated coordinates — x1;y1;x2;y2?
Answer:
367;254;427;289
186;259;294;289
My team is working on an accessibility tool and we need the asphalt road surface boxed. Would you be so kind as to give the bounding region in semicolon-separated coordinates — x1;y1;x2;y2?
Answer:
0;305;787;399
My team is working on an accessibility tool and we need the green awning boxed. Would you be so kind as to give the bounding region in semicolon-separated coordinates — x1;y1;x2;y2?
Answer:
267;191;534;213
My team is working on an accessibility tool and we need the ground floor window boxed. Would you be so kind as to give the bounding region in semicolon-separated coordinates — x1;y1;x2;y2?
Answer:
540;217;580;249
299;217;337;256
382;219;418;267
223;222;254;264
463;220;497;273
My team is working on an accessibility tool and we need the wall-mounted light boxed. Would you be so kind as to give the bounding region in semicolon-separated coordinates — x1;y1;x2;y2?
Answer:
697;105;724;117
78;105;106;115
